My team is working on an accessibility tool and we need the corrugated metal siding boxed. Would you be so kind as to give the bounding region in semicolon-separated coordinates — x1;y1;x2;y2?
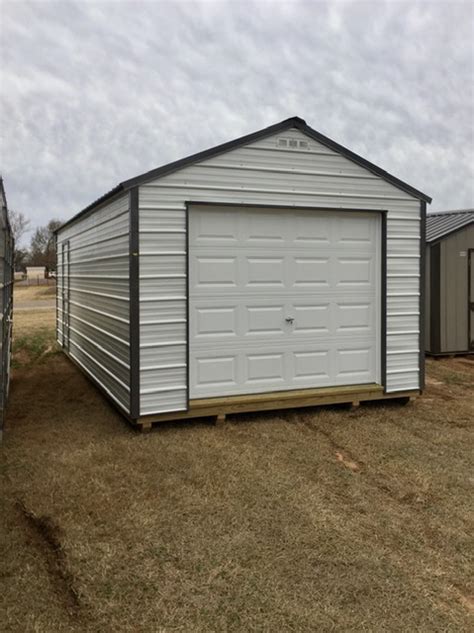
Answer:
425;245;431;352
439;224;474;352
57;194;131;413
426;209;473;243
139;127;422;414
1;185;14;437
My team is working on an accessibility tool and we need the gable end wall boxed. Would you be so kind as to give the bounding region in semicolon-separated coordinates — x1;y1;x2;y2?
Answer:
138;127;422;415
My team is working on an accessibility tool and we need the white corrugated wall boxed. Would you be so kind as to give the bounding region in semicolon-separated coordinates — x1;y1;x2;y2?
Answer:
56;194;131;413
138;127;422;416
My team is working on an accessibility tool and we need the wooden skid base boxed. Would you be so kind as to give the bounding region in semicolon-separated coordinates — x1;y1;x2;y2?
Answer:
135;385;420;431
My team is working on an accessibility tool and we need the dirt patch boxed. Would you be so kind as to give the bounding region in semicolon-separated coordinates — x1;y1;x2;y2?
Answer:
16;501;81;615
335;451;361;472
458;592;474;614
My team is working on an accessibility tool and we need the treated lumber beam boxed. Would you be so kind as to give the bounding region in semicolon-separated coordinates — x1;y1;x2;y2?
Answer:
137;388;420;427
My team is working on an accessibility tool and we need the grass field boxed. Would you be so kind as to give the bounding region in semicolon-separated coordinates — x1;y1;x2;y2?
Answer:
1;309;473;632
14;282;56;303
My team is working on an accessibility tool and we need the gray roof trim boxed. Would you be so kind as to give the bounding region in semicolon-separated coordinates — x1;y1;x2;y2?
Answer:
426;209;474;243
57;116;432;233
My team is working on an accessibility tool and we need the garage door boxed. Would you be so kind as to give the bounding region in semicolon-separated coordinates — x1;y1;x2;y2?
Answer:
189;206;381;398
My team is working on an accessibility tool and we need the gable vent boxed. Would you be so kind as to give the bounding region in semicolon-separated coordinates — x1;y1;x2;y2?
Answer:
277;138;309;150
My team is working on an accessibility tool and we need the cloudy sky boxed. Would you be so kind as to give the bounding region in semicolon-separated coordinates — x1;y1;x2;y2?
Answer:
1;0;473;243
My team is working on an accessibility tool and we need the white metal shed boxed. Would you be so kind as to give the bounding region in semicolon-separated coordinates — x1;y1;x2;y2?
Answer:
56;117;431;430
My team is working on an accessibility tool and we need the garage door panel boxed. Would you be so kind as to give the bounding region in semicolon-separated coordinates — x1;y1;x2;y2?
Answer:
292;257;330;286
191;340;376;397
193;306;238;339
292;304;330;333
245;256;285;287
293;214;332;244
194;256;237;288
247;353;286;384
246;212;287;242
334;302;374;333
336;215;375;244
335;346;374;382
195;355;237;389
294;350;331;381
246;305;286;336
191;209;240;244
336;257;374;286
189;206;380;398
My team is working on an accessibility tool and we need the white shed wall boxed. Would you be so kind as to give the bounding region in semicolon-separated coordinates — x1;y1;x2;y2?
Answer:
139;127;422;415
57;194;131;413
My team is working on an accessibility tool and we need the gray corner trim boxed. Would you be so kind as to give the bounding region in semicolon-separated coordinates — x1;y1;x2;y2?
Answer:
430;242;441;354
129;187;140;419
55;232;59;343
419;201;426;391
185;203;190;411
381;211;388;392
469;249;473;353
66;240;71;352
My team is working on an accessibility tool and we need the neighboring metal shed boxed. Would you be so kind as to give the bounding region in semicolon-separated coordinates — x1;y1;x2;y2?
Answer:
425;209;474;355
0;178;14;439
26;266;46;281
56;117;431;430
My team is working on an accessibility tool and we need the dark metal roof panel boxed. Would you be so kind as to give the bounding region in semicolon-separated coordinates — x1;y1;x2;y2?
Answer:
57;116;432;234
426;209;474;243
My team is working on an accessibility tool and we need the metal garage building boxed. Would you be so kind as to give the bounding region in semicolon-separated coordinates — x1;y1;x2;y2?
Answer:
1;178;14;439
56;117;431;429
425;209;474;356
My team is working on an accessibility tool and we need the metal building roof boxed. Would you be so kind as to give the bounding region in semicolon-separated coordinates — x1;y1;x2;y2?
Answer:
57;116;432;233
426;208;474;243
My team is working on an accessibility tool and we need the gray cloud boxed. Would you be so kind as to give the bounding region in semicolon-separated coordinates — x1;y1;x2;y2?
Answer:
1;0;473;243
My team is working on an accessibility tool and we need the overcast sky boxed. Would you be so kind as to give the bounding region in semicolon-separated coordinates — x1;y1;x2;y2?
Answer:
1;0;473;244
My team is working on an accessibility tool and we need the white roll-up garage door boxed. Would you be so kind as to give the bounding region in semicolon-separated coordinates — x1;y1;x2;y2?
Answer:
189;206;381;399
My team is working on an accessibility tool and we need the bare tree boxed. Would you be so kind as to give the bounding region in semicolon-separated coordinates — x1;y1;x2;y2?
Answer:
29;219;62;271
9;210;31;271
9;209;30;244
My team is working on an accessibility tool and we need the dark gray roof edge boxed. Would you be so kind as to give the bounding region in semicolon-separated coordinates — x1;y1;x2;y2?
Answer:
428;208;473;216
426;215;474;244
57;116;432;233
426;221;474;244
55;183;125;234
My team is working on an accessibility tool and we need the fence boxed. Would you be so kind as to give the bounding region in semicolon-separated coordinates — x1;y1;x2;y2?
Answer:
0;180;14;440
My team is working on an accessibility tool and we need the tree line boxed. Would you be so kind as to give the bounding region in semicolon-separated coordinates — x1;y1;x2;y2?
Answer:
10;210;62;272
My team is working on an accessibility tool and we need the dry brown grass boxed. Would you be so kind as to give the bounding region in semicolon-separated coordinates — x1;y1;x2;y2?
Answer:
1;311;473;632
12;308;56;336
14;283;56;303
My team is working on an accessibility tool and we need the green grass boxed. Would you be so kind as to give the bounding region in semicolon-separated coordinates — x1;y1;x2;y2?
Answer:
12;328;60;369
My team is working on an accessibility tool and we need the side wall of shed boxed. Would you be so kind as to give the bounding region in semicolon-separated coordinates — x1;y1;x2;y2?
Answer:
1;195;14;433
425;245;431;353
138;127;423;416
56;194;132;414
439;224;474;353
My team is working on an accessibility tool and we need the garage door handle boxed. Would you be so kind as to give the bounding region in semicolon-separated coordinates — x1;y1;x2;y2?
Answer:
285;317;295;324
